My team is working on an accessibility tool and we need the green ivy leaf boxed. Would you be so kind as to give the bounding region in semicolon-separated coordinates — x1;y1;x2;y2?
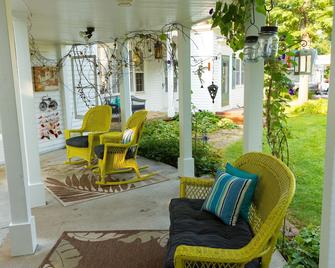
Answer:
159;33;167;41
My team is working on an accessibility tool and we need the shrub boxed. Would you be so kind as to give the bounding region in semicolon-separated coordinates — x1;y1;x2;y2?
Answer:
193;144;223;176
139;120;179;167
278;226;320;268
290;99;328;115
139;119;223;176
194;110;220;133
174;110;238;133
217;118;238;129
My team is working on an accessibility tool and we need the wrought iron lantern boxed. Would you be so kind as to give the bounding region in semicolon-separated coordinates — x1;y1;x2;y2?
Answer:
258;26;279;59
243;36;259;62
154;40;163;59
132;48;142;66
294;49;317;75
207;82;219;103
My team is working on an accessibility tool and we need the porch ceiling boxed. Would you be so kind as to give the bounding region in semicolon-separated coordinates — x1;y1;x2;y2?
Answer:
11;0;221;44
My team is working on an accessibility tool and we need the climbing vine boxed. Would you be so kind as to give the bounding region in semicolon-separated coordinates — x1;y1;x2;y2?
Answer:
210;0;295;165
210;0;265;51
29;23;192;108
264;57;292;165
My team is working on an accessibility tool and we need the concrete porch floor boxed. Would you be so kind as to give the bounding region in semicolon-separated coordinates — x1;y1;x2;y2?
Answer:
0;149;286;267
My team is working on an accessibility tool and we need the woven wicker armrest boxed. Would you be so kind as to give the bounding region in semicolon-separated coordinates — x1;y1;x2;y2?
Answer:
64;129;84;139
174;244;255;268
87;131;109;143
100;132;123;144
179;177;214;199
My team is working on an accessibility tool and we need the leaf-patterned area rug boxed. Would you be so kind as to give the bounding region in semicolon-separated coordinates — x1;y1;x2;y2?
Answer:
45;172;169;207
40;230;169;268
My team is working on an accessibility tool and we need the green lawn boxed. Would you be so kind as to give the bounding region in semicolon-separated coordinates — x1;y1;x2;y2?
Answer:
223;113;327;226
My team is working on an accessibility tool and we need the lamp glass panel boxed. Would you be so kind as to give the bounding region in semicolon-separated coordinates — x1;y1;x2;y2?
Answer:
306;55;312;73
300;56;307;73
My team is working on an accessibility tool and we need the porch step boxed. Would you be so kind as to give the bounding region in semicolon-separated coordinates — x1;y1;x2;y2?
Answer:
216;108;244;125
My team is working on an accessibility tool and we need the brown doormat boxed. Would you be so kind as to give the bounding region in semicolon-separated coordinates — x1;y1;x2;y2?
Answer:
45;172;169;206
40;230;169;268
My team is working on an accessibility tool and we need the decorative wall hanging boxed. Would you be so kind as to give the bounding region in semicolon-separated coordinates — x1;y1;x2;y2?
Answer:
33;66;59;92
207;82;218;104
39;96;58;111
207;57;218;103
38;96;62;140
193;64;206;88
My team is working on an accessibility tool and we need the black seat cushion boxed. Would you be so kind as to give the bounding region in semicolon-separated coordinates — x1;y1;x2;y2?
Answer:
165;198;260;268
94;144;137;160
94;144;104;159
66;136;89;148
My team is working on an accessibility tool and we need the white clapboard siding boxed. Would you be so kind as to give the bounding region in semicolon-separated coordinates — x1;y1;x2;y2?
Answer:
190;30;224;112
230;85;244;108
32;43;66;153
135;58;165;111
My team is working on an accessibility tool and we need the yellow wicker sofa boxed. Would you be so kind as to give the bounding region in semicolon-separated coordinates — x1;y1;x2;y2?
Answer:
169;152;295;268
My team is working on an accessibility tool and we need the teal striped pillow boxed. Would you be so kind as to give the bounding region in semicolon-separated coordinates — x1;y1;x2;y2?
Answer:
122;129;134;144
225;163;258;221
202;173;252;226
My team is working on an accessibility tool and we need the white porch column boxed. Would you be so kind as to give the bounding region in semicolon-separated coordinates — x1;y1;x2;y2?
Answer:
13;17;46;208
120;43;132;129
243;11;265;153
0;0;37;256
319;5;335;267
177;28;195;177
166;34;176;118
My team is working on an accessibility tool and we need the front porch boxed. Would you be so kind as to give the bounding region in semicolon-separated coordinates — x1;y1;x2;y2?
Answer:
0;149;286;267
0;0;335;267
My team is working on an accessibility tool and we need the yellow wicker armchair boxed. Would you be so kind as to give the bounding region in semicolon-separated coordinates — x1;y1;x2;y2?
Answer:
65;105;112;167
94;110;157;185
175;152;296;268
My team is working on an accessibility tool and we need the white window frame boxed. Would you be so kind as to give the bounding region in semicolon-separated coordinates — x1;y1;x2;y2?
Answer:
135;72;145;93
130;50;145;93
232;56;244;89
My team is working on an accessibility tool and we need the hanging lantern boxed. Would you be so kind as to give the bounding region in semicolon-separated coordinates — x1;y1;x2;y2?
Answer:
243;36;259;62
154;40;163;59
294;49;317;75
132;48;142;66
258;26;279;59
207;82;219;103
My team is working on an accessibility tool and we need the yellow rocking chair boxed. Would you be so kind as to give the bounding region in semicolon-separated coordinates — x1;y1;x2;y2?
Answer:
93;110;157;185
64;105;112;168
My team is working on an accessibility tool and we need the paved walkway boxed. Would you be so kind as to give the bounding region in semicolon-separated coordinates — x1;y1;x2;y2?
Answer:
0;149;286;267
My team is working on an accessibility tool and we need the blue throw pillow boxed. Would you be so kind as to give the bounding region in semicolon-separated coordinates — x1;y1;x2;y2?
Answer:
215;168;225;181
202;173;252;226
225;162;258;221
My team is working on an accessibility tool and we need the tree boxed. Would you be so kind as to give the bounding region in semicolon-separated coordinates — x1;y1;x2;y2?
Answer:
271;0;333;54
270;0;333;103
